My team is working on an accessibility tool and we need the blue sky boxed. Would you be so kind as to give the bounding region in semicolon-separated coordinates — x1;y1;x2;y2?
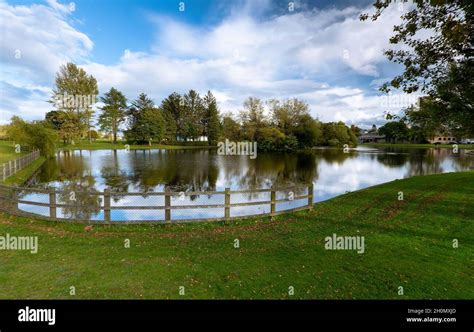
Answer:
0;0;418;127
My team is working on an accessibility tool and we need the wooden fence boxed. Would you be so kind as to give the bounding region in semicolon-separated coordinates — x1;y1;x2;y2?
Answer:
0;183;314;224
1;150;40;182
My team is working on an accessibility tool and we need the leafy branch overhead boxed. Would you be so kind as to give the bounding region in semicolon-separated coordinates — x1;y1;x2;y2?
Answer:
361;0;472;94
362;0;473;135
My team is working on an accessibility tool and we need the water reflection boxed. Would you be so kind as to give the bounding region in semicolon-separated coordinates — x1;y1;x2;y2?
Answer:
23;146;473;221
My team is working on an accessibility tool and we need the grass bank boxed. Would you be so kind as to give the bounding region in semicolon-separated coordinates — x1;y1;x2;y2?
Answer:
59;140;216;150
0;140;28;164
3;157;46;185
363;143;473;149
0;141;45;185
0;171;472;299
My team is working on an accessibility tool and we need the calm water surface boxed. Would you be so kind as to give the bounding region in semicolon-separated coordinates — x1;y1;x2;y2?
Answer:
21;146;474;221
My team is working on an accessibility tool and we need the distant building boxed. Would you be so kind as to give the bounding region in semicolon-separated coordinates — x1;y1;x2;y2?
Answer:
176;136;208;142
358;133;386;144
428;136;457;144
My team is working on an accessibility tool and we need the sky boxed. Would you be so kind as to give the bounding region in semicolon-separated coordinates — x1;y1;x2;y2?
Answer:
0;0;420;128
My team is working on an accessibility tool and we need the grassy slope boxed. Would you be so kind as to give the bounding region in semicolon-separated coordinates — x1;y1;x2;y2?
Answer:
0;140;28;164
0;140;45;185
0;171;472;299
3;157;45;185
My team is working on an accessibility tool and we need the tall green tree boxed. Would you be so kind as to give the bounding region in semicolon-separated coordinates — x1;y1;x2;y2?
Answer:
220;115;241;141
239;97;266;141
378;120;409;143
182;90;204;141
125;93;165;144
203;91;220;145
293;114;323;148
98;87;127;144
161;92;182;142
321;122;357;147
50;63;99;143
5;117;57;158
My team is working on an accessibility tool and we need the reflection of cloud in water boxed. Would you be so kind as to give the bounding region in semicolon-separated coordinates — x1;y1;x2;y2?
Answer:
314;156;407;202
20;147;473;221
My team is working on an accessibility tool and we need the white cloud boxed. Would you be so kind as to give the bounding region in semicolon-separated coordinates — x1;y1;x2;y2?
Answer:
0;0;412;127
0;0;92;122
0;0;92;81
81;3;407;125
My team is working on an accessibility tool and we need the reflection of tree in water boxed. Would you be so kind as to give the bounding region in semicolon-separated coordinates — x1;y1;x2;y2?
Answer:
57;176;101;220
313;148;357;165
25;150;101;219
33;150;88;184
219;152;319;200
128;150;219;200
453;150;474;171
100;150;129;202
375;153;409;167
28;147;474;211
29;158;59;185
404;149;444;177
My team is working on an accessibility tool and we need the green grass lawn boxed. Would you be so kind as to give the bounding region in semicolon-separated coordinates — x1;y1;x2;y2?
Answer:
2;157;45;185
59;139;216;150
363;142;473;149
0;140;45;185
0;140;28;164
0;171;472;299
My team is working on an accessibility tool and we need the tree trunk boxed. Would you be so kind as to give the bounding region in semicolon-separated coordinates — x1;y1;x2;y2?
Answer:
88;117;92;143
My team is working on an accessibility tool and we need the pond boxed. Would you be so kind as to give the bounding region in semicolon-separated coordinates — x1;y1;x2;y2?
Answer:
20;146;474;221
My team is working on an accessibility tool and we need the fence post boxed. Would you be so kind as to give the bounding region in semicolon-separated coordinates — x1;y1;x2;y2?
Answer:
49;189;56;219
2;164;5;181
104;189;111;223
165;188;171;221
9;160;12;176
11;185;18;213
270;187;276;216
307;183;314;210
225;187;230;220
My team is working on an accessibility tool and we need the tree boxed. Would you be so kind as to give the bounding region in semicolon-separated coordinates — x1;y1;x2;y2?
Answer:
404;97;453;141
321;122;357;147
240;97;266;141
293;114;322;148
182;90;204;141
270;98;310;134
98;87;127;144
269;98;322;148
221;115;241;141
361;1;473;135
89;129;100;141
350;125;362;137
50;63;99;143
203;91;220;145
378;120;408;143
5;117;57;158
361;0;472;95
125;93;165;144
431;60;474;135
161;92;182;142
162;109;177;143
258;127;286;151
45;110;65;131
